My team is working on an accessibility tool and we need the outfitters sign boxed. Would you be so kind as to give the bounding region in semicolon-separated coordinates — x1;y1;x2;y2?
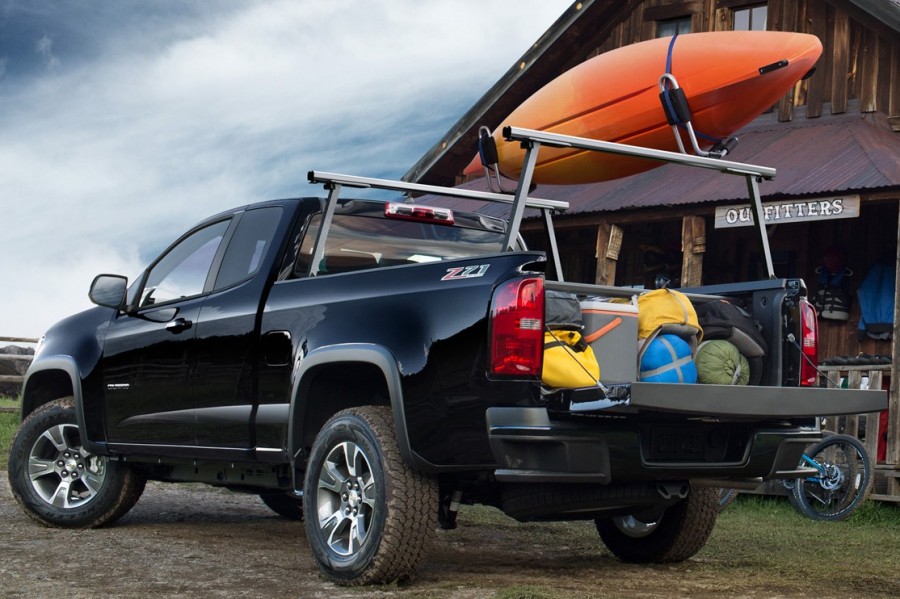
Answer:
714;195;860;229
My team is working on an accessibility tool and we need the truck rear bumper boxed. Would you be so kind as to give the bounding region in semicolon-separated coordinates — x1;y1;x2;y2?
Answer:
486;407;821;484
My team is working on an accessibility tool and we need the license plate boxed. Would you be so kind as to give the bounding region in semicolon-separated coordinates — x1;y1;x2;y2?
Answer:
648;427;706;461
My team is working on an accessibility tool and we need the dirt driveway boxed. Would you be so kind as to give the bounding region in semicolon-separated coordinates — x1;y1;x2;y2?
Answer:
0;472;892;598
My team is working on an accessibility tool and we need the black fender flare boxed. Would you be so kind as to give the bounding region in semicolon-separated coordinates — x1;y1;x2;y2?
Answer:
287;343;437;478
21;356;106;455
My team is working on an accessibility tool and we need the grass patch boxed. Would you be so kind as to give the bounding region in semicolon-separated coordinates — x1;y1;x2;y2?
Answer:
0;410;18;463
848;498;900;526
0;395;20;462
493;586;562;599
702;494;900;595
445;496;900;597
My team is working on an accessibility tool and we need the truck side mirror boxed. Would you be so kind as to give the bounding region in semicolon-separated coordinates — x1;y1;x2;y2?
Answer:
89;274;128;309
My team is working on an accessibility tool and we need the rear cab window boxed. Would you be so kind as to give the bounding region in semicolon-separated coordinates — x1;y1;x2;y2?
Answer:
287;200;511;278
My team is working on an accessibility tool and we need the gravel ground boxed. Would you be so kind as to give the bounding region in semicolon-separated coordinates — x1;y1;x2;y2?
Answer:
0;472;676;599
3;471;895;599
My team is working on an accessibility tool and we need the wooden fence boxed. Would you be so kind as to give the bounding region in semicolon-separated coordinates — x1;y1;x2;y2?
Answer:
0;336;38;392
819;364;900;503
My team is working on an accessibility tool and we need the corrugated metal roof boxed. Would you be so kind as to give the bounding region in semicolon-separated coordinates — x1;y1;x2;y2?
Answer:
846;0;900;35
419;105;900;220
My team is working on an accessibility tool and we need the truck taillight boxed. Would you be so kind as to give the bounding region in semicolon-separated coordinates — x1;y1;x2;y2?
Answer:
799;298;818;387
490;277;544;377
384;202;454;226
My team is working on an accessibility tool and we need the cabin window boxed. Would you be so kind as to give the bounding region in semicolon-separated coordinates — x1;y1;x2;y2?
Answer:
656;16;691;38
734;4;767;31
292;212;507;277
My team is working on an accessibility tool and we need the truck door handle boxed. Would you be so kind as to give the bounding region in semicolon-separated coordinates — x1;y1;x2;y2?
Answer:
165;318;193;334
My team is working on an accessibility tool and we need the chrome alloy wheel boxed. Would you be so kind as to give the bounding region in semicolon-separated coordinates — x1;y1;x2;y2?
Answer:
315;441;377;556
27;423;107;509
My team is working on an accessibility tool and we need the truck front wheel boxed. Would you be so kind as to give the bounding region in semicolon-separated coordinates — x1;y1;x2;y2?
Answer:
7;397;146;528
595;485;718;563
303;406;437;585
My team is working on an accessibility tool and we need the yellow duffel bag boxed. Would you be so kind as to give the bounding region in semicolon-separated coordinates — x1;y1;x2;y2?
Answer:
542;330;600;389
637;288;702;349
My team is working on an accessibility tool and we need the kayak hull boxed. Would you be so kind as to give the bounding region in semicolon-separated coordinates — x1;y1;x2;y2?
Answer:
472;31;823;185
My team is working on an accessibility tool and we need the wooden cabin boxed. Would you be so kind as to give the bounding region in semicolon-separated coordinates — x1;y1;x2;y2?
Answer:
407;0;900;499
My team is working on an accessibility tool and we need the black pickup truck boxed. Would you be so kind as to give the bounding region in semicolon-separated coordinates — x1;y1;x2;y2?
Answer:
9;130;887;585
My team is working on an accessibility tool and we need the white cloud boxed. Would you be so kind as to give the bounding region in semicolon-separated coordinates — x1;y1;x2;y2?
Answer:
35;33;60;71
0;0;571;337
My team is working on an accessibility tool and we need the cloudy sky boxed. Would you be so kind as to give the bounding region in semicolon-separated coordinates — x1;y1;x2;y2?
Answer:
0;0;571;338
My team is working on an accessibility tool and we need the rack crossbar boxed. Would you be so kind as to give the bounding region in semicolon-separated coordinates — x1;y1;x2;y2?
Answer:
307;171;569;211
502;127;777;180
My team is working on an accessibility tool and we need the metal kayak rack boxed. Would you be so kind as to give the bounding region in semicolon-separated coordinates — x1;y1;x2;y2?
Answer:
308;126;779;282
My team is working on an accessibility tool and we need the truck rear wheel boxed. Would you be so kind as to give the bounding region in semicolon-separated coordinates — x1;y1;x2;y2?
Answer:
7;397;146;528
303;406;437;585
595;485;718;563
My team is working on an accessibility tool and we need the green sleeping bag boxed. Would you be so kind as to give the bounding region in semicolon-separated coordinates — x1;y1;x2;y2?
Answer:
695;340;750;385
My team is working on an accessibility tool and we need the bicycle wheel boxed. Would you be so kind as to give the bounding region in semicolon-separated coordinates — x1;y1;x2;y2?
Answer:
790;434;872;521
717;488;739;511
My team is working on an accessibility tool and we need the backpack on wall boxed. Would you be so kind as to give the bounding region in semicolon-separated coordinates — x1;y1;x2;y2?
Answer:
857;261;895;340
813;287;852;321
813;246;852;321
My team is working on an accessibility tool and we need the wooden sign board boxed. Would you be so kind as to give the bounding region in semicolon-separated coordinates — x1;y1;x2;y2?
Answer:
714;195;860;229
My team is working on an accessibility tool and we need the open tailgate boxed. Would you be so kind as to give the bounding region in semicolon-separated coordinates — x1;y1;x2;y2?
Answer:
627;383;887;418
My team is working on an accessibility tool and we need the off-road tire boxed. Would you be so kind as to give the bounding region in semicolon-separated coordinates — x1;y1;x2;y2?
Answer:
259;492;304;520
303;406;437;585
7;397;146;528
595;485;719;563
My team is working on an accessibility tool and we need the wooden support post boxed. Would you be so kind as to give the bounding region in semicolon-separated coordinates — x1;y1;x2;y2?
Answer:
681;215;705;287
887;205;900;482
865;370;883;463
595;222;622;285
846;370;861;438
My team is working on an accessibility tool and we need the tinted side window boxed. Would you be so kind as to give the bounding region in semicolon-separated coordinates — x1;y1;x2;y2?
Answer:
215;207;283;290
141;220;230;307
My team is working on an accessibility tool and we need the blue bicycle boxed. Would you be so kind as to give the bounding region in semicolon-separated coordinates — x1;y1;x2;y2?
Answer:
718;433;873;521
785;433;873;520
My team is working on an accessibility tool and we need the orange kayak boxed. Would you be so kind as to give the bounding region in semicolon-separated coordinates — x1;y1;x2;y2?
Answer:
466;31;822;185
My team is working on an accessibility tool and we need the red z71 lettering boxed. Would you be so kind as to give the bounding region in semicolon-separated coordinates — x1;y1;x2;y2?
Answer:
441;264;490;281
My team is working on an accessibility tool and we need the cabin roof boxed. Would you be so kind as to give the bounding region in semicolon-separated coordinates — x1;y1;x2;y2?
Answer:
416;104;900;219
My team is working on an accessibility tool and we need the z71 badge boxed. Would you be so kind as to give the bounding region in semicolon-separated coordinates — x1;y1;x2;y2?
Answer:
441;264;490;281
